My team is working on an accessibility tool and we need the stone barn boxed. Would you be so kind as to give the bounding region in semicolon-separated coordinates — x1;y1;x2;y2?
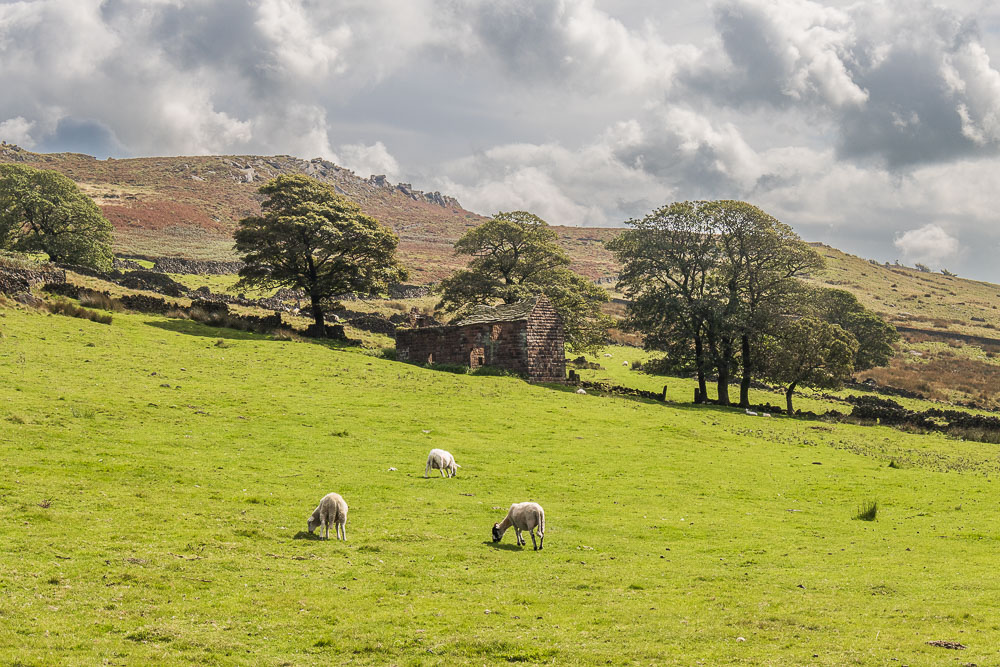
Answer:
395;295;566;382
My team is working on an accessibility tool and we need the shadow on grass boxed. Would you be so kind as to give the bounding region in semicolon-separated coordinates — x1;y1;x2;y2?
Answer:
292;531;322;540
484;540;528;552
145;318;361;351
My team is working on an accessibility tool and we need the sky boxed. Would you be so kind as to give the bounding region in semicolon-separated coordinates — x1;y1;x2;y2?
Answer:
3;0;1000;281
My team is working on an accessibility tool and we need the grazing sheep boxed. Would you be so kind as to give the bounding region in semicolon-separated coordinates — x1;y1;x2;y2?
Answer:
622;360;629;367
603;353;613;358
492;502;545;550
307;492;348;540
576;388;587;395
425;448;460;478
745;409;758;416
761;413;772;418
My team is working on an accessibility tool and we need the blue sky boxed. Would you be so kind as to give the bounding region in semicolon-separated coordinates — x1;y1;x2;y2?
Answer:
2;0;1000;280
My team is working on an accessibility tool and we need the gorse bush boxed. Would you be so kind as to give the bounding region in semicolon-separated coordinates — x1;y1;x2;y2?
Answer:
45;299;112;325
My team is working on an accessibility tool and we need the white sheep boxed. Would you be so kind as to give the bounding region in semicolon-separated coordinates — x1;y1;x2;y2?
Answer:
425;448;460;478
576;388;587;395
622;360;629;367
307;492;348;540
492;502;545;550
745;409;758;416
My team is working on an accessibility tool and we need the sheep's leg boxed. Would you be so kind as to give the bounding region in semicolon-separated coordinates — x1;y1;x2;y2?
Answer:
440;468;446;477
514;528;523;546
538;532;544;550
324;524;329;540
424;462;430;478
530;529;538;551
342;522;347;541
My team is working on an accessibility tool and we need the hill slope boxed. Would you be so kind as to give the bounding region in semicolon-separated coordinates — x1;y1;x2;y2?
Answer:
0;145;617;283
3;301;1000;664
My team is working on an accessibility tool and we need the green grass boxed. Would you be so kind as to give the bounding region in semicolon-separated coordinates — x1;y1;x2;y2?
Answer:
3;307;1000;664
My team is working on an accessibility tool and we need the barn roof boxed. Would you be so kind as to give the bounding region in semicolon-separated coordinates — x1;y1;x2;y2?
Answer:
456;296;542;325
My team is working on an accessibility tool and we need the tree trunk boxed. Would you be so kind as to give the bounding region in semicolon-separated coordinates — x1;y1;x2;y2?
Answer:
739;333;752;408
694;334;707;403
716;337;733;406
310;294;325;334
716;364;730;406
785;381;797;415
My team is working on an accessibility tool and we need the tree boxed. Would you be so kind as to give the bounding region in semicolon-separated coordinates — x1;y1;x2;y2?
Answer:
608;200;820;406
711;201;823;406
233;175;407;334
608;201;720;401
436;211;611;352
0;164;113;270
806;287;899;371
760;317;858;414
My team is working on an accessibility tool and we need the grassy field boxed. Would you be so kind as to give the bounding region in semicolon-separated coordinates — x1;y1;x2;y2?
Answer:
3;300;1000;665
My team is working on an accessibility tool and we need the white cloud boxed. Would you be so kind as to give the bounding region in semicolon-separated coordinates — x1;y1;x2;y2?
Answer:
894;224;961;268
0;116;36;147
336;141;400;180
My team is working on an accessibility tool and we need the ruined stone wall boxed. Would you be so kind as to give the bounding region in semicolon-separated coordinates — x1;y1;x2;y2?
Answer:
396;321;530;375
0;264;66;296
525;300;566;382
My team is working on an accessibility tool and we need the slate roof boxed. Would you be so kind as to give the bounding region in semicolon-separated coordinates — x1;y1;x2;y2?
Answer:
456;296;541;325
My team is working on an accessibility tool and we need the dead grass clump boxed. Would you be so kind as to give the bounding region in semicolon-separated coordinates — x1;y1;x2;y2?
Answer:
78;291;124;313
949;427;1000;444
273;328;305;343
45;299;112;325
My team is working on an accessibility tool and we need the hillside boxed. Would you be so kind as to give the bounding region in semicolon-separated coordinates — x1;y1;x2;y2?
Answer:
0;145;617;283
4;298;1000;664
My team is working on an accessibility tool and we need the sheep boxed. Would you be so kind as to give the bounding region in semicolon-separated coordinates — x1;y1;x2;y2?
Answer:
425;448;460;478
492;502;545;550
307;492;348;540
622;360;629;367
745;409;758;416
576;388;587;395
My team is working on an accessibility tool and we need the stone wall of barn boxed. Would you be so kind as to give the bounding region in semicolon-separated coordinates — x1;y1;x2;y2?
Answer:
396;321;531;375
525;300;566;382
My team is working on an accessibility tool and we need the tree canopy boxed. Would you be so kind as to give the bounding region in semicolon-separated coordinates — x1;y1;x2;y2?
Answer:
436;211;611;352
806;287;899;371
760;317;858;414
234;175;407;334
608;200;822;405
0;164;113;270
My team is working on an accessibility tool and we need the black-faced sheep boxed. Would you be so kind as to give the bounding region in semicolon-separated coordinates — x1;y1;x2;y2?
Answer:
492;502;545;550
307;492;348;540
425;448;460;478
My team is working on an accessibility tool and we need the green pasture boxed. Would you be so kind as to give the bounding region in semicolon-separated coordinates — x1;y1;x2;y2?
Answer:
2;304;1000;665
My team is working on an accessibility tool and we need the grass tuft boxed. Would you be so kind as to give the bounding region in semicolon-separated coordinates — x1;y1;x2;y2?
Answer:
854;499;878;521
45;299;112;325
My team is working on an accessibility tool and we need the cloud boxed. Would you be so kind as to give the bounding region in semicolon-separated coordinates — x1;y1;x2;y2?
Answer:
336;141;400;180
893;224;961;268
0;116;36;147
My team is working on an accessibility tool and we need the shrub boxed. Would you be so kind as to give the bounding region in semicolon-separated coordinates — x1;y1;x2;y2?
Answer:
45;298;112;325
854;499;878;521
377;347;397;361
470;365;522;378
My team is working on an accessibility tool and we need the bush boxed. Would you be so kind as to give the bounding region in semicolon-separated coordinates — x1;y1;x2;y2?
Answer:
470;365;522;378
377;347;397;361
45;298;112;325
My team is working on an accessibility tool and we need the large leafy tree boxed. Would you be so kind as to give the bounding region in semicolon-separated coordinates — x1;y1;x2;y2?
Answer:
608;200;820;406
713;202;823;406
760;317;858;414
607;201;720;401
234;175;407;333
0;164;113;270
436;211;611;352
